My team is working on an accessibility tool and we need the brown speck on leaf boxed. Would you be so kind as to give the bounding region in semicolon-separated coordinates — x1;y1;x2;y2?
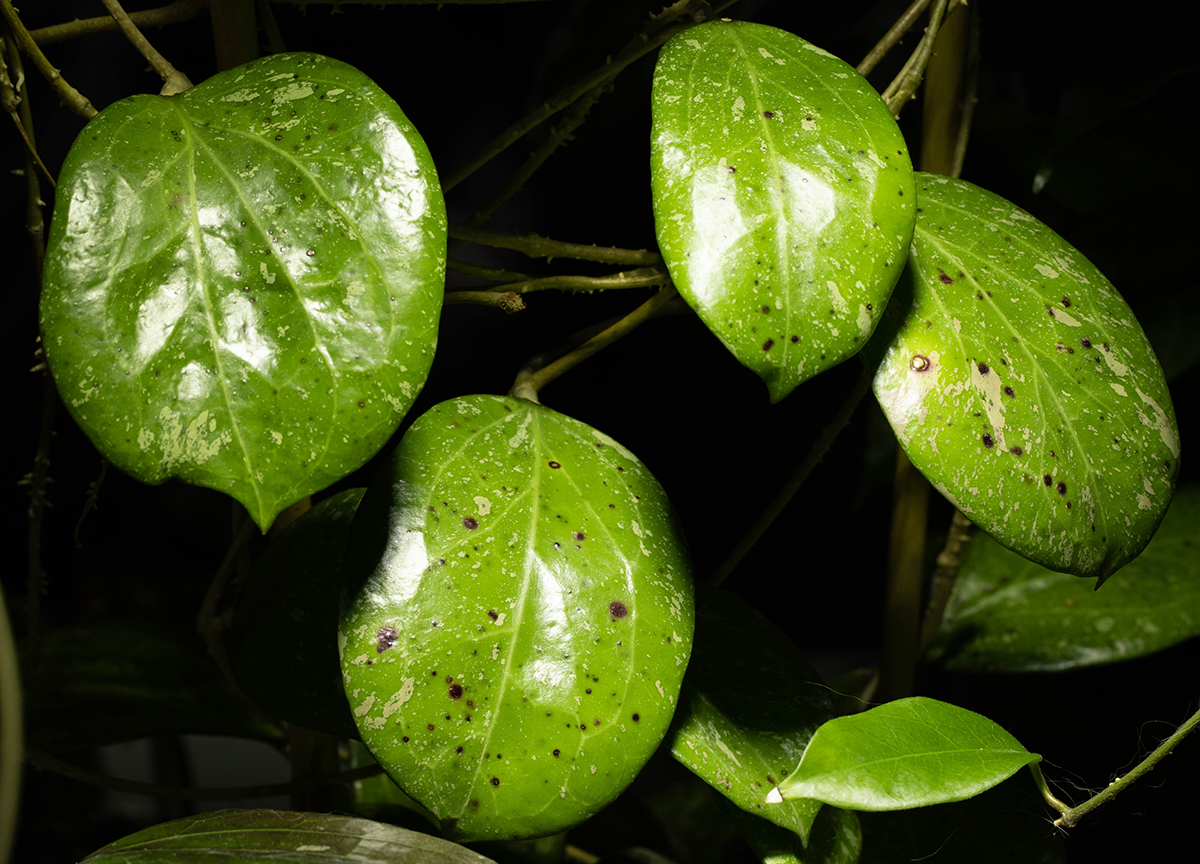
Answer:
1044;475;1053;486
449;683;463;699
548;461;561;469
376;626;398;653
762;339;775;351
463;517;478;530
982;434;994;448
1057;481;1067;496
490;777;500;787
609;601;629;619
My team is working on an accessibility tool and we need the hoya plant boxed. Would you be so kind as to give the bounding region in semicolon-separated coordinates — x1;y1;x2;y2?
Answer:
3;2;1197;863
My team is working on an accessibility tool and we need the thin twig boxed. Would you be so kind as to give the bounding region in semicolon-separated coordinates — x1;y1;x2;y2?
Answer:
0;0;97;118
709;367;873;588
857;0;932;76
0;586;23;864
918;509;972;651
449;223;661;266
949;2;981;180
25;748;385;802
444;290;526;313
1051;703;1200;828
444;0;738;191
30;0;208;46
881;0;950;117
100;0;193;94
510;285;679;403
463;267;670;296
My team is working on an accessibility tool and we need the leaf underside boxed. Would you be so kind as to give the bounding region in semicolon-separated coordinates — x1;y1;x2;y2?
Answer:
40;53;446;529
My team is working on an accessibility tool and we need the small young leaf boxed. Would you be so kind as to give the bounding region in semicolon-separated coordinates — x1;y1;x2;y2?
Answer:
868;174;1179;583
80;809;495;863
772;697;1040;811
339;396;694;841
229;489;366;738
667;585;832;844
651;20;914;402
926;483;1200;672
40;53;446;530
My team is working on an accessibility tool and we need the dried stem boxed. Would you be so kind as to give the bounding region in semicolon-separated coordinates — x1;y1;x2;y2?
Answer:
30;0;209;46
449;223;661;266
918;509;973;651
0;0;97;118
510;285;679;403
709;367;873;588
100;0;193;94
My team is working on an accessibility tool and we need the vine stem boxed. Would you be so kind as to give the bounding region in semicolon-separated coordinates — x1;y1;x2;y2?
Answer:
449;223;661;266
100;0;193;95
456;266;670;296
918;508;972;651
0;0;97;118
856;0;933;76
24;748;385;802
0;586;23;864
443;0;737;192
30;0;209;46
708;367;873;588
510;285;678;403
881;0;950;117
1046;703;1200;828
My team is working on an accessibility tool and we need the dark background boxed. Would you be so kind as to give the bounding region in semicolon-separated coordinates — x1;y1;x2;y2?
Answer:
5;1;1197;861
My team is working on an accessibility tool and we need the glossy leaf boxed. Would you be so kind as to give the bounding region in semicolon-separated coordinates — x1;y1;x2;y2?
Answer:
339;740;439;831
722;798;861;864
339;396;694;841
80;809;494;863
772;697;1040;811
667;585;831;844
868;174;1179;582
40;53;446;530
21;620;281;754
229;489;365;738
925;483;1200;672
651;20;915;401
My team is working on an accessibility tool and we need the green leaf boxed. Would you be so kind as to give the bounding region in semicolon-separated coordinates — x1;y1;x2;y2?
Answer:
772;697;1040;811
925;483;1200;672
339;396;695;841
868;174;1179;583
229;489;365;738
667;585;832;844
651;20;915;402
338;740;439;831
22;621;281;754
40;53;446;530
80;809;495;863
722;798;861;864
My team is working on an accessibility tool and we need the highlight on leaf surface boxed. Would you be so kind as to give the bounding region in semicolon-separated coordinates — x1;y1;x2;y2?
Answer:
339;395;694;841
651;19;915;402
40;53;446;531
868;174;1179;583
769;697;1041;812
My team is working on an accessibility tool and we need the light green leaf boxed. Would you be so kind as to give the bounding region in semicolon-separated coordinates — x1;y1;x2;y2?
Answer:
772;697;1040;811
80;809;494;863
339;396;694;841
667;585;831;844
869;174;1179;582
651;20;914;402
925;483;1200;672
40;53;445;530
229;489;365;738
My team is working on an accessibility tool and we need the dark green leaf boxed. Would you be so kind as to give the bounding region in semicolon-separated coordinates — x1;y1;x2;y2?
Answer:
868;174;1179;582
40;53;445;530
722;797;861;864
80;809;494;863
339;396;694;841
667;585;831;844
651;20;914;401
22;621;281;754
229;489;366;738
926;483;1200;672
772;697;1039;811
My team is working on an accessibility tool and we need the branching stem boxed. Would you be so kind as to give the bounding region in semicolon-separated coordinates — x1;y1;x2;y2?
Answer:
0;0;97;118
100;0;193;94
881;0;950;117
30;0;208;46
449;223;661;266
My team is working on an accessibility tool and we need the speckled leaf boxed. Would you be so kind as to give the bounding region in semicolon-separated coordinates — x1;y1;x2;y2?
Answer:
79;809;494;864
667;585;831;845
651;20;915;402
40;53;445;530
229;489;365;738
338;395;694;842
772;698;1040;811
868;174;1179;583
925;483;1200;672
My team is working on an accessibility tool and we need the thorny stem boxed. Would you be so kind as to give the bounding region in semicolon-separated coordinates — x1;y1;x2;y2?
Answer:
1051;703;1200;828
100;0;193;95
918;509;973;651
0;585;23;864
881;0;950;117
709;367;873;589
443;0;738;192
30;0;208;46
510;285;679;403
24;748;386;802
449;223;662;266
0;0;97;119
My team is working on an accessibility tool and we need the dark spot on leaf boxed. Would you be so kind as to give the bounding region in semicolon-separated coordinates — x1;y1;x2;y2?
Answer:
549;461;561;469
1010;446;1024;455
1043;475;1053;486
632;713;640;722
488;610;498;620
1057;481;1067;496
456;746;464;754
982;434;994;448
573;532;585;541
790;335;799;343
939;270;953;285
449;683;463;699
553;749;561;757
978;362;989;374
1081;337;1092;349
1061;297;1071;307
1004;386;1015;397
762;339;774;351
763;110;774;118
490;777;500;786
609;601;629;619
376;626;398;653
427;724;435;731
463;517;478;530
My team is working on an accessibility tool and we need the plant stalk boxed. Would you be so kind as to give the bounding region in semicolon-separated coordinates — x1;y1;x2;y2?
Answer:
30;0;209;46
449;223;661;266
0;586;23;864
0;0;97;118
100;0;194;94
